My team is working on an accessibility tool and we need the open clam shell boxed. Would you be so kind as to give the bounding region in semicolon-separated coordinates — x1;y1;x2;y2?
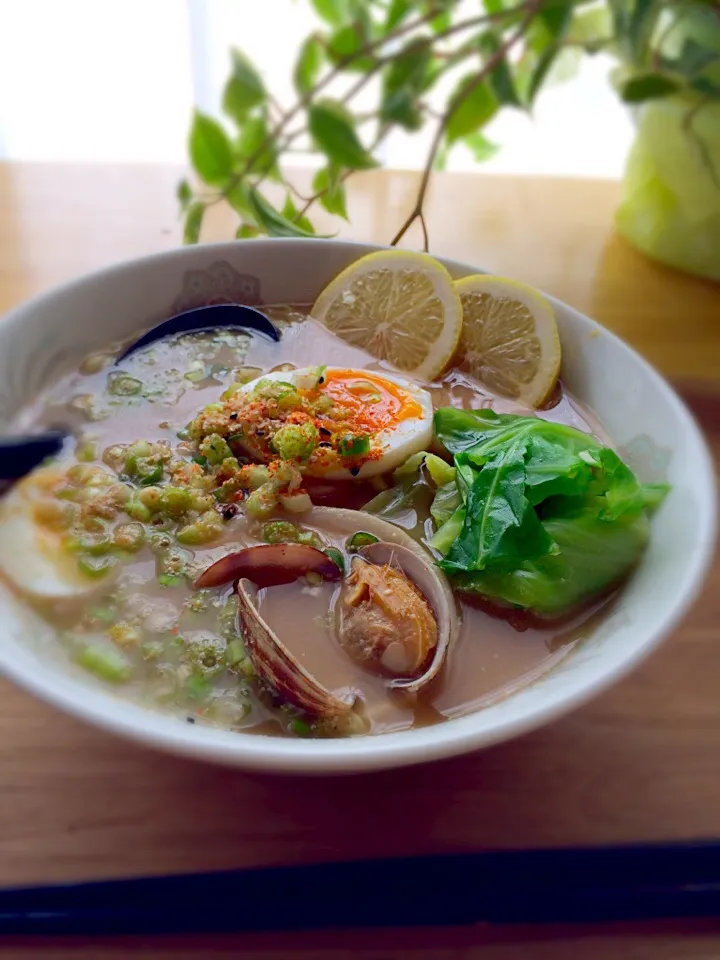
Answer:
351;540;455;695
236;578;354;719
192;507;458;717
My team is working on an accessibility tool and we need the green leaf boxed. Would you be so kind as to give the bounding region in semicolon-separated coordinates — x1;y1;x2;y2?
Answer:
666;38;720;79
222;50;265;125
627;0;657;62
537;1;574;41
430;407;658;617
525;46;562;104
479;32;523;107
236;223;261;239
464;131;500;162
226;183;255;221
567;6;613;47
380;88;423;129
312;165;349;219
233;115;280;180
308;100;378;169
246;187;323;238
384;0;411;30
383;40;433;94
453;507;650;618
188;112;233;186
327;23;375;71
440;444;554;573
281;193;316;234
310;0;350;26
620;72;680;103
176;179;192;211
690;76;720;98
430;481;462;527
380;39;432;129
522;434;594;504
183;201;205;245
430;9;452;33
294;34;325;96
446;76;498;145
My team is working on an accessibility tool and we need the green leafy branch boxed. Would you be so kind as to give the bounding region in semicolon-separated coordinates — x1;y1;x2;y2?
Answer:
179;0;720;246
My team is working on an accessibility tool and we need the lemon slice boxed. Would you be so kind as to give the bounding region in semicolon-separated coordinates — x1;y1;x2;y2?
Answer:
311;250;463;382
454;275;561;407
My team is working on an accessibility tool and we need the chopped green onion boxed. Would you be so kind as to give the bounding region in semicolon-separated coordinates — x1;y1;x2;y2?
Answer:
77;555;118;578
112;522;146;552
338;434;370;458
88;605;116;623
192;455;208;467
200;434;233;465
322;546;345;575
272;422;318;461
78;644;131;683
76;441;97;462
73;533;113;556
126;498;152;522
184;363;207;382
262;520;300;544
123;440;151;475
107;372;143;397
349;380;382;404
297;530;322;548
346;531;379;553
138;464;164;486
224;639;246;667
160;486;192;517
290;717;312;737
158;573;184;588
187;674;211;701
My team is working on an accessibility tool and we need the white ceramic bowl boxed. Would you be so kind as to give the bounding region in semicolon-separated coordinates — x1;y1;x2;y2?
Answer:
0;240;715;773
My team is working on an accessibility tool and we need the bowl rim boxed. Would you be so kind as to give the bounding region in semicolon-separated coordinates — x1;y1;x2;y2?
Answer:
0;237;716;774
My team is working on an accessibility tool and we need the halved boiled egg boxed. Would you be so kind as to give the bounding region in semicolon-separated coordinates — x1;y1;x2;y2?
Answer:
238;367;433;480
0;466;116;604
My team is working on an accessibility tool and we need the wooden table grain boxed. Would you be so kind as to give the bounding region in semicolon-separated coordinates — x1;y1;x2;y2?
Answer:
0;163;718;959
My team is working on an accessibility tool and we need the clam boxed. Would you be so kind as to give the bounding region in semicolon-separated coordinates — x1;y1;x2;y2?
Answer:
192;507;458;720
236;577;355;718
194;543;342;590
337;540;454;695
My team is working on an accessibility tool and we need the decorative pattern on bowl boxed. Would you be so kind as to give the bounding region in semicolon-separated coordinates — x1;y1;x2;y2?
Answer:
172;261;262;314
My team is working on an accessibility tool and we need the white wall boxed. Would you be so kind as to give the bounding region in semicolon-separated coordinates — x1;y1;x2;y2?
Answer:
0;0;632;176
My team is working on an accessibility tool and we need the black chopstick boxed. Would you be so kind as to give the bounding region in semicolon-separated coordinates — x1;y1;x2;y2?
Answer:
2;840;720;935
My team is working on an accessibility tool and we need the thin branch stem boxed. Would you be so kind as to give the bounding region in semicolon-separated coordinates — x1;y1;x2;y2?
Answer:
209;0;540;207
390;1;542;248
293;126;389;222
419;210;430;253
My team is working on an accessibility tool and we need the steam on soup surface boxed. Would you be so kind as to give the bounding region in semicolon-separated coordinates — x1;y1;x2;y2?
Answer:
0;305;660;739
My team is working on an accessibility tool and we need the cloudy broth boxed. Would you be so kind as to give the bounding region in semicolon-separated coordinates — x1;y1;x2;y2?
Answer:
6;305;611;737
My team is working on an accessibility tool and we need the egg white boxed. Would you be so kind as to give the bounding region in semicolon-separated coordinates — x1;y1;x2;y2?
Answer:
239;367;434;480
0;467;116;604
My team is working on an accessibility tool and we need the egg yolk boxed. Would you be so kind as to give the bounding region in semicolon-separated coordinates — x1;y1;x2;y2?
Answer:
319;370;422;432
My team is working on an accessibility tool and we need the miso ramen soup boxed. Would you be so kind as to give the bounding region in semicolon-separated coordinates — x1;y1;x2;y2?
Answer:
0;270;664;740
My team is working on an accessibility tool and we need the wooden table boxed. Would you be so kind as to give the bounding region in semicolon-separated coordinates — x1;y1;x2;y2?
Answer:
0;163;718;958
